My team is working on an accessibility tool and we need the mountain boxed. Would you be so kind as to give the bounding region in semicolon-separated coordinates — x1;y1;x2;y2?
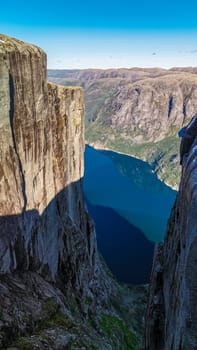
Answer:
0;35;145;349
145;116;197;349
48;68;197;188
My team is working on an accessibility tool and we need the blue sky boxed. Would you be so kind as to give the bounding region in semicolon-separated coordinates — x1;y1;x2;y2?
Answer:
1;0;197;68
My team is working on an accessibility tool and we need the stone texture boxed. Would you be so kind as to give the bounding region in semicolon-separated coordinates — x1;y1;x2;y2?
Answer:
49;68;197;143
0;34;97;298
94;75;197;143
145;117;197;349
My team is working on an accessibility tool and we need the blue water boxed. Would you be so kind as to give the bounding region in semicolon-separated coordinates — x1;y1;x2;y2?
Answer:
83;145;177;283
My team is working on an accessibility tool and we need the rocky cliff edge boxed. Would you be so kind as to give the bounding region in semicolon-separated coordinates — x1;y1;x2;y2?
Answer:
0;34;98;289
0;34;103;348
145;116;197;349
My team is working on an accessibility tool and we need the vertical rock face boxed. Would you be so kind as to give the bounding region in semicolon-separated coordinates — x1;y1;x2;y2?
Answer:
0;34;147;350
145;118;197;349
0;34;96;296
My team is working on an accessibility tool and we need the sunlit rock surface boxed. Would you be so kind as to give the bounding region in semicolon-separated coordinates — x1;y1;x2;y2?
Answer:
0;33;100;300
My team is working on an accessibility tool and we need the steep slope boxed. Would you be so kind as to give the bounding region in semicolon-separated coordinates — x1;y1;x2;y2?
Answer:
0;35;145;349
145;116;197;349
48;69;197;188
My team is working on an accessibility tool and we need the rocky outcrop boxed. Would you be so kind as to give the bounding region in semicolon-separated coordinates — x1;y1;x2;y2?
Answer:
108;75;197;142
48;68;197;143
0;34;100;345
145;117;197;349
0;34;98;295
82;74;197;144
180;114;197;164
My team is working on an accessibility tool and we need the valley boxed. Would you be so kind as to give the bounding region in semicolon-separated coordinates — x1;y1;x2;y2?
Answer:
48;67;197;189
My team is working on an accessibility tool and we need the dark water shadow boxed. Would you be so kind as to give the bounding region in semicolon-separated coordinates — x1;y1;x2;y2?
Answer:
86;200;154;284
84;145;177;243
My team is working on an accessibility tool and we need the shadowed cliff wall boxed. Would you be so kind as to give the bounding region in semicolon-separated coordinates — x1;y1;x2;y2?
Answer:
145;117;197;349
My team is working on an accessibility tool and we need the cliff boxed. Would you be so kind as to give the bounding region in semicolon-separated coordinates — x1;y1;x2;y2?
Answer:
48;68;197;188
0;34;97;293
0;33;99;346
0;34;145;349
145;116;197;349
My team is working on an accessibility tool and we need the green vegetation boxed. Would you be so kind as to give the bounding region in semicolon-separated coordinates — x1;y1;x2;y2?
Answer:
42;298;73;329
100;314;138;350
7;283;146;350
0;311;3;321
114;283;148;337
86;121;181;188
11;337;34;350
85;296;92;305
123;135;181;189
9;298;75;349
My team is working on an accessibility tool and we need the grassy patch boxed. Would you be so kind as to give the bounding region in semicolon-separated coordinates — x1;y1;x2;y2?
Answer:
0;310;3;321
86;123;181;188
85;296;92;305
100;314;138;350
11;336;34;350
42;298;73;329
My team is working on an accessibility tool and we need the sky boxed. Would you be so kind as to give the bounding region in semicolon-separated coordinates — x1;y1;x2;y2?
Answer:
1;0;197;69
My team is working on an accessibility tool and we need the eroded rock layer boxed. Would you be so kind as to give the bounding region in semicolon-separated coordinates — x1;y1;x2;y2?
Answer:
145;117;197;349
48;68;197;143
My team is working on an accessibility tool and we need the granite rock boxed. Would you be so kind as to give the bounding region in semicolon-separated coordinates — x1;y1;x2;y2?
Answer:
0;33;99;303
145;117;197;349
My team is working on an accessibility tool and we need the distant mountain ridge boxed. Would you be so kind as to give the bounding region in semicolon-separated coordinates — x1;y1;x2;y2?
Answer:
48;67;197;84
